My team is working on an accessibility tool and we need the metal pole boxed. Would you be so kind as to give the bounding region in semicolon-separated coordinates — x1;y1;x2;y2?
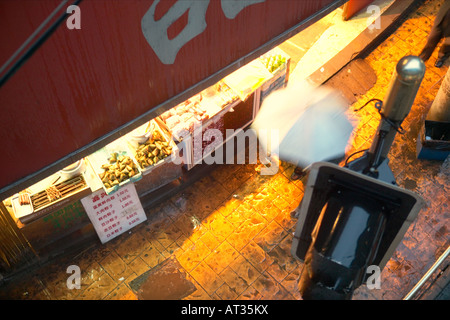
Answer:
369;56;426;166
403;245;450;300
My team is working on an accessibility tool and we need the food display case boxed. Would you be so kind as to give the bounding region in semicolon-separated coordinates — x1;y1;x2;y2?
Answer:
126;120;178;174
5;160;94;253
126;119;183;195
158;57;286;171
158;80;241;170
87;149;142;195
257;47;291;109
1;47;290;256
159;81;239;141
9;160;92;225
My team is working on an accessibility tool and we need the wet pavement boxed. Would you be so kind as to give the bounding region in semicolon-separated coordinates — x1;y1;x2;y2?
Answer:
0;0;449;300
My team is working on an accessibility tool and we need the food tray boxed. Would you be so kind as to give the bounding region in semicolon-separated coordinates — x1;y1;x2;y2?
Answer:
87;140;142;194
258;46;290;74
222;59;273;101
30;175;89;211
127;120;179;175
11;193;33;219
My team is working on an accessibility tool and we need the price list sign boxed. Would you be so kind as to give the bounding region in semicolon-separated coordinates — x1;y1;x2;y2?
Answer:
81;183;147;244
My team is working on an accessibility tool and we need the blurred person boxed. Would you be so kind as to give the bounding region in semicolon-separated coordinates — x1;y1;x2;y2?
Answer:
251;79;354;181
419;1;450;68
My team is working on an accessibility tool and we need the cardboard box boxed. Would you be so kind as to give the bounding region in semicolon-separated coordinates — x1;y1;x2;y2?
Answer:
416;121;450;161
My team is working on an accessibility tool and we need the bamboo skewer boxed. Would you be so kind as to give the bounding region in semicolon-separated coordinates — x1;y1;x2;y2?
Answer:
31;176;87;210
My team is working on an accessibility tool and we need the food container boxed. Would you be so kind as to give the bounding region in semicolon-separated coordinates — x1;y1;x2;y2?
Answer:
258;47;290;106
127;120;179;175
222;59;273;101
11;193;33;219
29;175;90;213
60;159;86;181
87;140;142;194
127;121;153;148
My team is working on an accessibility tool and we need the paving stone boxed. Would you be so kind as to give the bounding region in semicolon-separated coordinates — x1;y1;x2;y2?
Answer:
215;282;239;300
228;254;261;287
237;284;263;300
175;240;211;273
98;250;134;282
76;269;117;300
204;241;239;274
189;261;224;295
240;240;275;274
139;243;166;269
219;266;250;296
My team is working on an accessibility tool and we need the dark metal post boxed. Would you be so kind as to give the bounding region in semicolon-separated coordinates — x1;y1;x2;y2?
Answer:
368;56;426;167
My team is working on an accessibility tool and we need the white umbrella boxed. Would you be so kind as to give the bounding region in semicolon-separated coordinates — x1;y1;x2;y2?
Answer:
251;80;355;168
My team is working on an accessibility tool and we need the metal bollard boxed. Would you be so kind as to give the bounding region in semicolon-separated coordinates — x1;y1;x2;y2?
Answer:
368;56;426;167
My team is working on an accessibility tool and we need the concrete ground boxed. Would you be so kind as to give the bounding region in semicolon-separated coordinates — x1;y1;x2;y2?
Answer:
0;0;448;301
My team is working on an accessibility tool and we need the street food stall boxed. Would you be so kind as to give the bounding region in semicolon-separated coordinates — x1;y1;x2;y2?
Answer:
0;0;345;277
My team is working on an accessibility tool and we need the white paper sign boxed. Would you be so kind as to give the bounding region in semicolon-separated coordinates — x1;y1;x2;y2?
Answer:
81;183;147;243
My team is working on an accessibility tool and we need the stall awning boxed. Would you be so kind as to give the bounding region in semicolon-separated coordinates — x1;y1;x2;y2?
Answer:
0;0;346;198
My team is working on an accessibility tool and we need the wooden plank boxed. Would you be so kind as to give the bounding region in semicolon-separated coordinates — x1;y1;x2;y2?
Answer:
341;66;369;96
326;76;359;104
351;59;378;90
325;59;377;104
308;0;418;85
